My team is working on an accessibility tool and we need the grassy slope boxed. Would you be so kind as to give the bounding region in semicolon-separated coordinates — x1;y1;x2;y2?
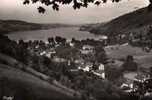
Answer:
0;20;43;34
0;64;78;100
0;20;76;34
89;7;152;35
84;6;152;69
105;45;152;69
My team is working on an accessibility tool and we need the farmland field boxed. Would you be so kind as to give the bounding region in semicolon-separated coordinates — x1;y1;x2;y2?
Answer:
105;44;152;69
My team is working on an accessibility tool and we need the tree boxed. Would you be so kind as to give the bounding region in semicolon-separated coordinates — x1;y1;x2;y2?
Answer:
95;46;107;64
55;36;66;45
55;36;63;44
146;26;152;47
48;37;54;44
48;37;55;47
22;0;151;13
148;0;152;11
121;55;138;72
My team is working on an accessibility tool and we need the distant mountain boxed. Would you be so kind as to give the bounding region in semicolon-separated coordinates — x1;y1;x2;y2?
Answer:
0;20;76;34
84;7;152;36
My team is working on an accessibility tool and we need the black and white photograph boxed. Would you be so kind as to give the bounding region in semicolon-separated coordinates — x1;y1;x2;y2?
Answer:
0;0;152;100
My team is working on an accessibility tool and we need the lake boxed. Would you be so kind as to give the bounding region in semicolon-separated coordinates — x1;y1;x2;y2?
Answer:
6;27;102;42
6;26;152;69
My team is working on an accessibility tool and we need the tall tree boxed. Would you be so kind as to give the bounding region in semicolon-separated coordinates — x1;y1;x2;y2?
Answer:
23;0;151;13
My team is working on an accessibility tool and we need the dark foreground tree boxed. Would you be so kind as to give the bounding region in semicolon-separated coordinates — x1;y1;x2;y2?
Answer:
23;0;151;13
121;55;138;72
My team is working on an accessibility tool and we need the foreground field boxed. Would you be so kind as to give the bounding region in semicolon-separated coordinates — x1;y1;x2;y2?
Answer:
0;64;80;100
105;44;152;69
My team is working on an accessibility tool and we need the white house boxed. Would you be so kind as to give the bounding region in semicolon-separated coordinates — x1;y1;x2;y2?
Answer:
80;45;94;55
3;96;14;100
92;63;105;79
52;56;67;63
99;35;108;40
99;63;105;71
78;62;93;72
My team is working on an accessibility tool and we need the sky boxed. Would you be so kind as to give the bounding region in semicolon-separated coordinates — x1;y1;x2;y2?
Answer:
0;0;150;24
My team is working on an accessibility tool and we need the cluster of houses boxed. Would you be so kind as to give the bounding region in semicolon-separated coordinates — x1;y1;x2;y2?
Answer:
26;35;152;97
26;37;107;80
120;69;152;97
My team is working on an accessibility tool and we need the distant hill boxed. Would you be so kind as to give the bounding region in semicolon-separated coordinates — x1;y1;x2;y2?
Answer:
84;7;152;36
0;20;76;34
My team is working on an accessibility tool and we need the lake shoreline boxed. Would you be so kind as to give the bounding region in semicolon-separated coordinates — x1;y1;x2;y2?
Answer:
0;19;79;35
6;27;103;42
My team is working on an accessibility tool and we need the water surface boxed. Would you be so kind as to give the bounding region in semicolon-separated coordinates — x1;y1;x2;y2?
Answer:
7;27;101;41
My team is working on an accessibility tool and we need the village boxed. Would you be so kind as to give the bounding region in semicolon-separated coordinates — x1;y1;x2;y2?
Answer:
1;0;152;100
24;28;152;99
1;27;152;100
